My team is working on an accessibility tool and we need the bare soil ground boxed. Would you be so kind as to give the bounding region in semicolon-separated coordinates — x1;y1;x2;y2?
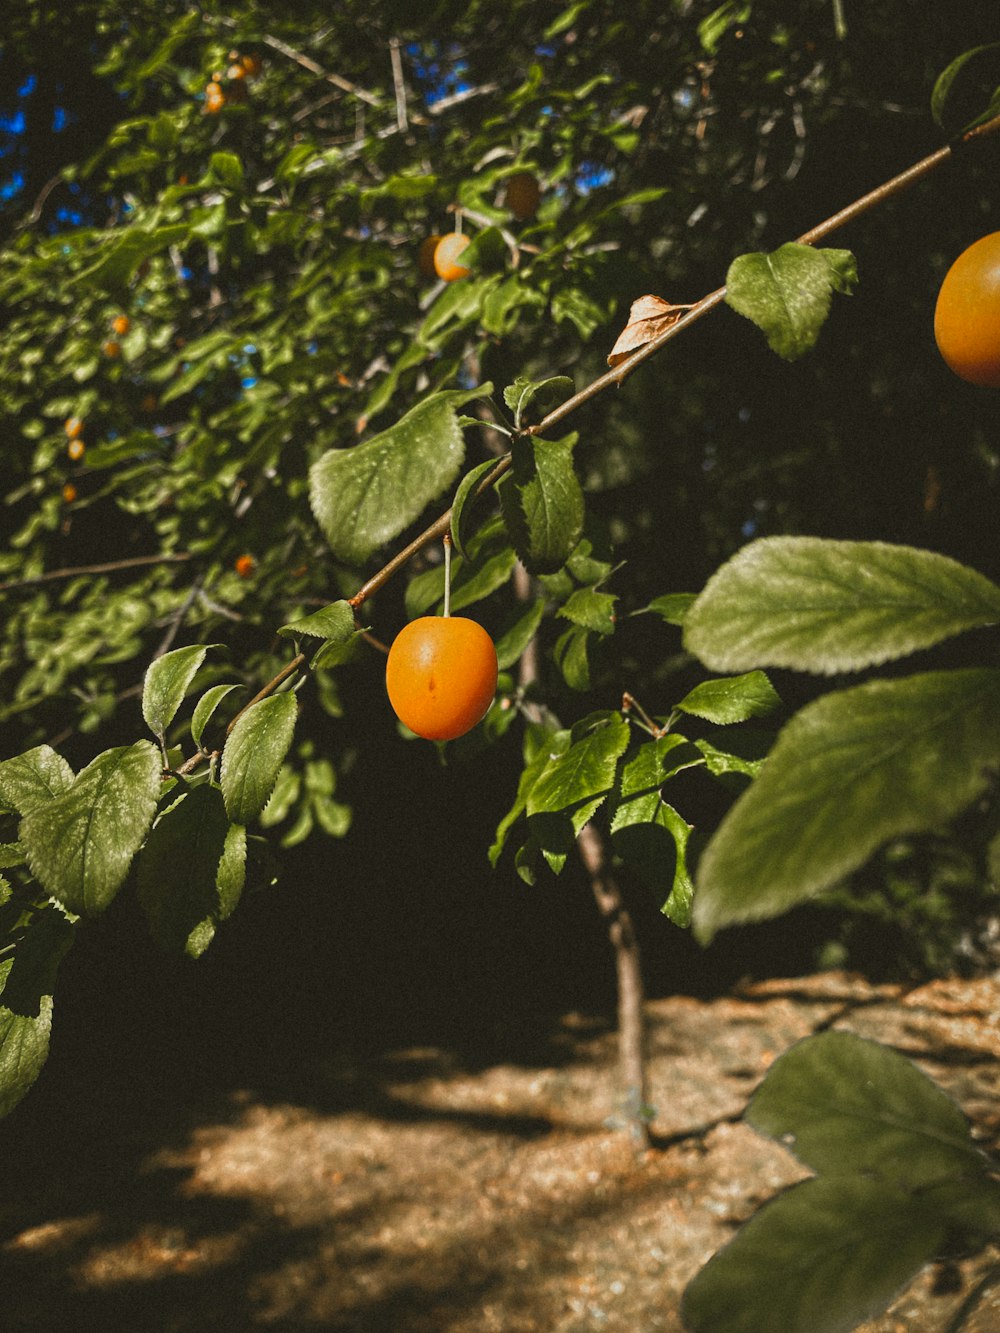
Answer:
2;971;998;1332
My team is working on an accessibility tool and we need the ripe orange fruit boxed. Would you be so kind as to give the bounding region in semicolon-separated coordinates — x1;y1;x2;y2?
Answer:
433;232;472;282
61;482;77;504
67;438;85;461
934;232;1000;388
385;616;498;741
241;53;263;78
111;314;130;336
102;339;121;358
419;233;444;277
234;554;256;577
227;63;246;81
505;171;541;220
64;416;83;439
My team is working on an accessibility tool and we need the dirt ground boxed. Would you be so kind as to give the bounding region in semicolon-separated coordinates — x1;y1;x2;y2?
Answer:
2;971;999;1332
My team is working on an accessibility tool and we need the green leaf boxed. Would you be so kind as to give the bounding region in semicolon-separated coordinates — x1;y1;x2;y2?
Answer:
278;599;356;642
191;684;243;751
698;1;752;55
693;669;1000;941
931;43;1000;132
748;1031;989;1181
611;793;694;925
20;742;161;916
684;538;1000;675
73;222;191;292
451;458;503;559
500;433;584;575
0;905;74;1120
0;746;74;815
136;783;236;958
489;726;566;867
682;1173;960;1333
209;151;244;189
618;735;703;797
527;714;630;818
676;671;780;725
495;599;546;671
644;592;696;625
503;375;574;428
220;693;298;825
725;243;857;360
309;386;490;565
553;624;591;691
142;644;217;738
557;588;617;636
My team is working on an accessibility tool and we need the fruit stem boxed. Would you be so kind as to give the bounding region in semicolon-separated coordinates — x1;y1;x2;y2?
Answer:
443;533;453;617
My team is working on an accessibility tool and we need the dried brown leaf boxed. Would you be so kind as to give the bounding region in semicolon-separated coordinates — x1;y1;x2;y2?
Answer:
607;294;695;367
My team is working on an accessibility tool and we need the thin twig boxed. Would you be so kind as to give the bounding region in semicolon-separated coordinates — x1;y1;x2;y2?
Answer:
389;37;408;132
225;653;306;735
254;31;383;107
0;552;191;594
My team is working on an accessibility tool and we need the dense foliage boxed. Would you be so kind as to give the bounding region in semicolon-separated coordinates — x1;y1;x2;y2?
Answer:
1;4;999;1329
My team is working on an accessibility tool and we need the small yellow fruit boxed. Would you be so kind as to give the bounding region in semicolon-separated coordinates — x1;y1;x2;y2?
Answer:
433;232;472;283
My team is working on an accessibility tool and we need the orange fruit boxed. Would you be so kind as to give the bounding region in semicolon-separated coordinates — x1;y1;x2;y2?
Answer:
934;232;1000;388
419;233;444;277
433;232;472;282
505;171;541;220
61;482;77;504
111;314;130;336
67;438;85;461
64;416;83;439
234;554;256;577
227;63;247;81
385;616;498;741
241;54;263;78
102;339;121;358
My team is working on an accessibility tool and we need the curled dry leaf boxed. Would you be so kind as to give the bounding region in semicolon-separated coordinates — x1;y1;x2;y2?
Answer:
607;294;696;367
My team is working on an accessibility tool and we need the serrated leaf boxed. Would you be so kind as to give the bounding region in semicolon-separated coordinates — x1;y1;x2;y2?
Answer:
136;783;232;957
610;792;694;925
557;588;617;636
0;746;74;815
278;599;356;642
676;671;780;725
553;623;591;691
693;669;1000;941
527;714;629;818
682;1173;958;1333
191;684;243;750
489;727;566;867
503;375;574;428
748;1031;988;1181
618;735;702;797
309;386;490;565
725;243;857;360
20;742;161;916
220;692;298;825
684;538;1000;675
500;433;584;575
142;644;218;737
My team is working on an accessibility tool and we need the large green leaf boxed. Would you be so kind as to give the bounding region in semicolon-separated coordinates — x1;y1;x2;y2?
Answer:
220;692;298;825
0;746;74;815
725;243;857;360
137;783;245;958
20;742;161;917
142;644;217;738
748;1032;989;1181
681;1172;976;1333
693;669;1000;941
525;715;630;868
309;386;489;565
500;433;584;575
684;538;1000;674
